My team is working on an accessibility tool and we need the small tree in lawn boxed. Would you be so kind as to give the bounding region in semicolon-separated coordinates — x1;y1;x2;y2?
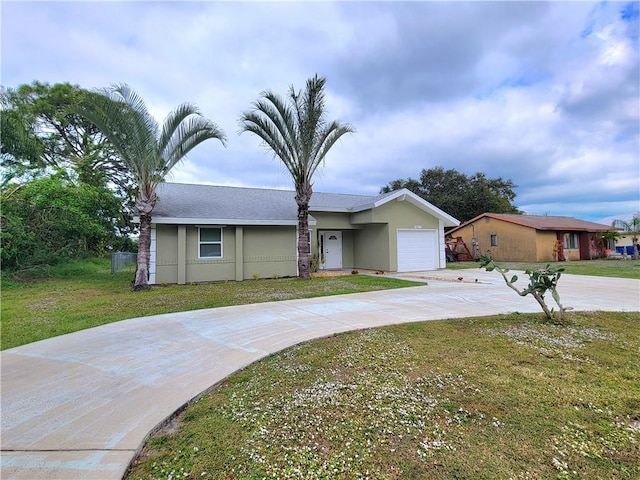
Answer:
77;84;227;290
479;253;572;322
239;75;354;278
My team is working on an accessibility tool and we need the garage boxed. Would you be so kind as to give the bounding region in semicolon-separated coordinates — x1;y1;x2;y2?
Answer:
397;229;438;272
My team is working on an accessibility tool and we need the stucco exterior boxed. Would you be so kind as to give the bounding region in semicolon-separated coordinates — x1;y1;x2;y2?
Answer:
313;199;443;272
447;213;612;263
154;225;297;284
148;184;459;284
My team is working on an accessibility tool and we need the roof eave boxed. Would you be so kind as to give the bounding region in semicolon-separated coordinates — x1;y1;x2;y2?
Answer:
309;206;352;213
136;216;317;226
448;213;616;233
365;189;459;226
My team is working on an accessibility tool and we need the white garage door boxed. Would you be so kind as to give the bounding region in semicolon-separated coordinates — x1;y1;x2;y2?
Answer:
397;229;438;272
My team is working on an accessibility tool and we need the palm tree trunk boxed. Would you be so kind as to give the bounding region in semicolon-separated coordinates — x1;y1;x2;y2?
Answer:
133;211;152;290
296;186;312;279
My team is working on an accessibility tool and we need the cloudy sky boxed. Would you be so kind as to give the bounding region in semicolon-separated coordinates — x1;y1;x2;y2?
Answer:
2;1;639;223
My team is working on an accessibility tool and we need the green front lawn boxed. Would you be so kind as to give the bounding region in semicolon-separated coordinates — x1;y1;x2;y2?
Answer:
447;258;640;279
0;258;418;350
126;311;640;480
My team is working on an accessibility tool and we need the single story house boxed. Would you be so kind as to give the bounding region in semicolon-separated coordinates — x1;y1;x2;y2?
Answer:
147;183;460;284
446;213;613;262
608;234;639;256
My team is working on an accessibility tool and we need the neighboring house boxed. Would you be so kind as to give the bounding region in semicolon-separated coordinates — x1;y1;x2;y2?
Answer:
447;213;613;262
610;234;638;256
598;214;640;254
147;183;459;284
615;234;637;249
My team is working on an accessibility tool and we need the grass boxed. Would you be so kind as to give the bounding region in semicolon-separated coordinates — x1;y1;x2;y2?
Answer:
446;258;640;279
0;257;419;350
126;311;640;480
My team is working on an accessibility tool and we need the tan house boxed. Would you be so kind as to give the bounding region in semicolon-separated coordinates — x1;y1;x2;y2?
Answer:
447;213;613;262
148;183;459;284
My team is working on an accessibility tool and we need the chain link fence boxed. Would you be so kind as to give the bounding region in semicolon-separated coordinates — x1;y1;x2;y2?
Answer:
111;252;137;273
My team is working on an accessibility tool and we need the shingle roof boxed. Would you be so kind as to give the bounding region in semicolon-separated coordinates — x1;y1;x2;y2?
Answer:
449;213;613;233
152;183;387;225
151;183;460;226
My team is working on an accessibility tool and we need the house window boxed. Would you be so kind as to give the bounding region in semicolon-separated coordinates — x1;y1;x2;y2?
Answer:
199;228;222;258
490;234;498;247
562;232;579;250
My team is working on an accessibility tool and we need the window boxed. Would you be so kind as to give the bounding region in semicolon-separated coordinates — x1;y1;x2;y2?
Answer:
199;228;222;258
562;232;579;250
490;234;498;247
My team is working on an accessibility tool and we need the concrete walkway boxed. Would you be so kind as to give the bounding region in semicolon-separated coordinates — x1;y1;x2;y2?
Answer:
1;270;638;479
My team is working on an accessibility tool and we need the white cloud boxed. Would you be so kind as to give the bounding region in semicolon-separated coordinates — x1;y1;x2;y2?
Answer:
2;0;638;222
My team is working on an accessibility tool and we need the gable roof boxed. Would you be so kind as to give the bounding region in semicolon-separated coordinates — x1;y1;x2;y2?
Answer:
153;183;304;225
448;213;613;234
151;183;459;226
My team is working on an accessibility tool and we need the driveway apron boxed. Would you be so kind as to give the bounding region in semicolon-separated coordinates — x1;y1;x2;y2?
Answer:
2;270;639;479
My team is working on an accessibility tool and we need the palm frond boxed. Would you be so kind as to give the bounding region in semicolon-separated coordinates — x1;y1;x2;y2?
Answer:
241;112;296;173
261;91;299;164
308;121;355;181
240;75;352;192
107;84;159;139
240;93;300;176
163;115;227;172
612;216;640;233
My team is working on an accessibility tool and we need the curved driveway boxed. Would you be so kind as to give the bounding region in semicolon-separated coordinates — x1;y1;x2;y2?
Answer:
1;269;639;479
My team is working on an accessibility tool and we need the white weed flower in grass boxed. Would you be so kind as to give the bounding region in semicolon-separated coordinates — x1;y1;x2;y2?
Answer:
486;323;617;362
220;329;489;478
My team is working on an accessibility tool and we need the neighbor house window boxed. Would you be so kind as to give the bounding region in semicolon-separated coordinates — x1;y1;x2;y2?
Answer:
490;234;498;247
562;233;579;250
199;228;222;258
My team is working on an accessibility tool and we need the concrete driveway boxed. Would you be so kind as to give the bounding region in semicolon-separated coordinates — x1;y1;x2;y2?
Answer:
1;269;638;479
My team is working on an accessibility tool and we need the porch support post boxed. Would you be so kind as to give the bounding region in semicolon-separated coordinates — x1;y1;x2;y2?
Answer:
177;225;186;285
235;226;244;281
438;219;446;268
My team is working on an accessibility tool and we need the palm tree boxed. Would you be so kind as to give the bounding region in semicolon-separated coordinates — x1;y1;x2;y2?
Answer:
239;75;354;278
77;84;226;290
612;214;640;258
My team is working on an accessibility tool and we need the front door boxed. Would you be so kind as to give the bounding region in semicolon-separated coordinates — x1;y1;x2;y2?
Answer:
323;231;342;269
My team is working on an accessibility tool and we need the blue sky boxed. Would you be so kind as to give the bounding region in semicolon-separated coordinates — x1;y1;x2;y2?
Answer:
2;1;639;223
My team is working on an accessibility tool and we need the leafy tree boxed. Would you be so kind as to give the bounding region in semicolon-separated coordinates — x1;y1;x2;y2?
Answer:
240;75;354;278
599;230;621;251
0;89;44;186
1;82;137;243
381;166;520;222
1;82;132;192
76;84;227;290
1;174;124;269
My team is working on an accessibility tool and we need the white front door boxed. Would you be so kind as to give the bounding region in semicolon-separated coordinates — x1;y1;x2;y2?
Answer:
323;231;343;269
